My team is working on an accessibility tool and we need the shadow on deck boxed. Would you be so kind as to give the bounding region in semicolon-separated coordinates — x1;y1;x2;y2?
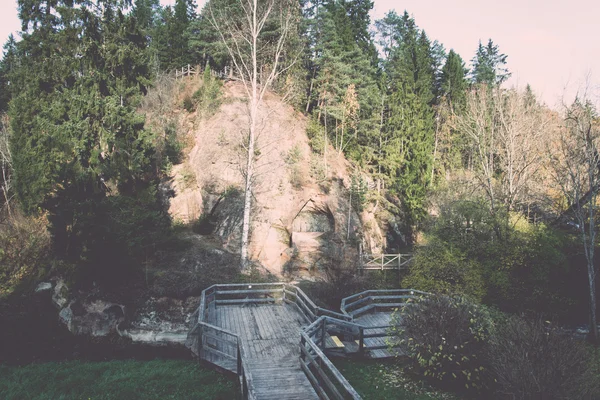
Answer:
187;283;427;400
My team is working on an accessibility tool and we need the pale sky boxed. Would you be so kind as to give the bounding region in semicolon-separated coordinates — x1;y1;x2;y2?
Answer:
1;0;598;108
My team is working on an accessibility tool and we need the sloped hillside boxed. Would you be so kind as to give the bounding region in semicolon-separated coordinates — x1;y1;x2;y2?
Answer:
165;78;382;275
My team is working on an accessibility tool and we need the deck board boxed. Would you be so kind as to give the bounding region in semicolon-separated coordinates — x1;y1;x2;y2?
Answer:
207;303;319;400
354;312;397;358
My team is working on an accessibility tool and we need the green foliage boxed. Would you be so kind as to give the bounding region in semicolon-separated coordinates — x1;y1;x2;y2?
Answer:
0;214;51;298
377;12;437;225
470;39;511;86
486;317;600;399
183;94;195;112
192;67;223;116
0;360;235;400
440;50;468;111
334;359;457;400
7;1;175;284
390;295;493;393
285;145;305;189
416;199;578;320
151;0;197;70
306;118;326;154
404;238;486;301
350;172;368;212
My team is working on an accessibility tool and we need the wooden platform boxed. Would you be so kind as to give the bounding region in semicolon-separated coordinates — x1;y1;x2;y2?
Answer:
354;312;397;358
209;303;319;399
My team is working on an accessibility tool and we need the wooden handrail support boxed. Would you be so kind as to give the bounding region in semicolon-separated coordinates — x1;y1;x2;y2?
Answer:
340;289;429;318
359;253;414;271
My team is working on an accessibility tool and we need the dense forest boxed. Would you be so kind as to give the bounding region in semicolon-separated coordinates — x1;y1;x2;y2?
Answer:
1;0;600;398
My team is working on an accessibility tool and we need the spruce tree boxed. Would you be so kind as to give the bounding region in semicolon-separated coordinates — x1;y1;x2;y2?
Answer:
10;0;165;279
380;11;436;225
440;49;468;111
470;39;511;86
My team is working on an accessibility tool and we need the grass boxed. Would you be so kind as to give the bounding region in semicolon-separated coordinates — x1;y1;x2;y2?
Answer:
334;358;457;400
0;359;236;400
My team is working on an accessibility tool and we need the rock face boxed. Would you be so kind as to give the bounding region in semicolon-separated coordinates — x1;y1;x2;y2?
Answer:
35;282;52;293
166;81;386;275
58;299;125;337
49;280;195;346
119;296;198;346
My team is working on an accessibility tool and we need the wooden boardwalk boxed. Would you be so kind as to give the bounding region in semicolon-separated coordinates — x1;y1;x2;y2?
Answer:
353;312;394;358
210;304;318;400
187;284;426;399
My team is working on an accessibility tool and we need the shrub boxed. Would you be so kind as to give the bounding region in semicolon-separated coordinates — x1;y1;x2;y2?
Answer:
0;213;51;297
183;94;195;112
403;238;486;301
192;67;223;117
390;295;493;393
306;118;325;154
486;316;600;399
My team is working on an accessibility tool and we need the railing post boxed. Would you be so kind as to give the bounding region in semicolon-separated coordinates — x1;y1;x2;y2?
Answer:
237;343;242;376
359;328;364;354
320;318;326;349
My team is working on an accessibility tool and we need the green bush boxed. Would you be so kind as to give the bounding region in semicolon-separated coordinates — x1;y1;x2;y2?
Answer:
306;118;325;154
182;94;194;112
486;317;600;400
192;67;223;117
390;295;493;393
403;238;486;301
0;213;51;297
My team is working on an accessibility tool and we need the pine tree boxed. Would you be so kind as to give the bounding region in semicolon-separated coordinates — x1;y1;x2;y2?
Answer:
470;39;511;85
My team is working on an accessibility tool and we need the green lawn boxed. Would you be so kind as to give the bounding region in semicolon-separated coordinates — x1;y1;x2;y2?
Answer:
0;360;236;400
334;358;457;400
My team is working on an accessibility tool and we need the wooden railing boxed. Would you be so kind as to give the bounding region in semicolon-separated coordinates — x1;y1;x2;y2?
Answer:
301;317;362;400
189;284;259;400
188;283;362;400
340;289;429;318
174;64;233;81
359;253;413;271
282;284;353;322
175;64;199;80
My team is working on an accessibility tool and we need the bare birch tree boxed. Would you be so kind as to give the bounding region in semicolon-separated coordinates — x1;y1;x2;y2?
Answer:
453;85;547;217
550;95;599;343
0;114;13;220
209;0;299;269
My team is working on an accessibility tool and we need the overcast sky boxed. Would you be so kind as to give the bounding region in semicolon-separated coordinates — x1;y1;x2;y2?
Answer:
1;0;598;108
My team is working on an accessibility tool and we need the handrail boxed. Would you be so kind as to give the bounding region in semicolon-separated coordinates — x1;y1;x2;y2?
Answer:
191;283;418;400
340;289;429;318
359;253;413;271
190;284;258;400
300;318;362;400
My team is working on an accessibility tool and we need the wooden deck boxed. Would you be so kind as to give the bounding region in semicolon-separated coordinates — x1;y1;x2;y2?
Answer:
187;284;427;399
209;303;318;399
353;312;395;358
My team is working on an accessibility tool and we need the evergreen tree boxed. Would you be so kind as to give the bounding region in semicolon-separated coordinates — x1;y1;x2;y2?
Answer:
132;0;160;32
470;39;511;85
308;0;379;161
379;11;436;225
152;0;197;70
10;0;165;279
0;35;18;113
440;49;468;111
